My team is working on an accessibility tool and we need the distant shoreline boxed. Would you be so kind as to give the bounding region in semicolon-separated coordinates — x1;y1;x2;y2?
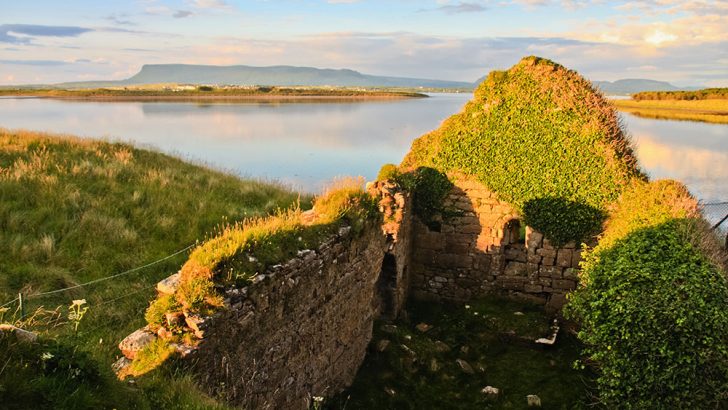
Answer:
0;87;428;101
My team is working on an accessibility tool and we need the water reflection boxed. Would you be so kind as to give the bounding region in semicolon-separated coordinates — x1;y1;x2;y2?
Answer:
621;113;728;202
0;95;468;192
0;97;726;209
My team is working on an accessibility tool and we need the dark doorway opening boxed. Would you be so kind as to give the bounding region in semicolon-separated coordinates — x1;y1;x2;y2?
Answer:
376;254;397;318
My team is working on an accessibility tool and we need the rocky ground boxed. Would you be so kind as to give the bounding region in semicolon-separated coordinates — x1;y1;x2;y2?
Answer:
327;296;593;409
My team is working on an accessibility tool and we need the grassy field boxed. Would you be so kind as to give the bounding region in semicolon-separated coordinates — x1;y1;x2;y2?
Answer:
0;129;306;409
328;297;593;409
0;85;427;100
612;98;728;124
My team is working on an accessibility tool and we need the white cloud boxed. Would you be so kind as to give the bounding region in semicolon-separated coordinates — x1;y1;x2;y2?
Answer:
192;0;230;9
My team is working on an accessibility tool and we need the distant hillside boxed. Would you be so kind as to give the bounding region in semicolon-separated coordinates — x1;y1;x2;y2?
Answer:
112;64;474;89
473;75;699;96
5;65;702;93
593;79;701;95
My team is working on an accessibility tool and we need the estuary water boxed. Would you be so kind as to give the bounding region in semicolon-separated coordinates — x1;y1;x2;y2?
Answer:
1;94;726;211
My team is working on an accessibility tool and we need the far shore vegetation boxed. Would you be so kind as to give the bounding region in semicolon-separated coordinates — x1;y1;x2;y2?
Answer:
0;84;428;100
612;88;728;124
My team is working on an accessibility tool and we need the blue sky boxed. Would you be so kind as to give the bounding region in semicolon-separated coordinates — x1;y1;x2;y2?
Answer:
1;0;726;86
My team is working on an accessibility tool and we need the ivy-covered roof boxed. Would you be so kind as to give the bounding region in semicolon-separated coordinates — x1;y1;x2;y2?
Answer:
401;56;645;242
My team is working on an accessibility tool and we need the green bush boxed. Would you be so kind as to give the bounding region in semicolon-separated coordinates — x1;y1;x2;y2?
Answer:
395;167;453;230
376;163;399;181
565;180;728;408
522;197;605;246
401;56;643;242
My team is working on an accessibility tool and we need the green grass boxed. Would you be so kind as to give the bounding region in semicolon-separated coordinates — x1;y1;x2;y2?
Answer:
328;297;593;409
0;128;305;409
612;99;728;124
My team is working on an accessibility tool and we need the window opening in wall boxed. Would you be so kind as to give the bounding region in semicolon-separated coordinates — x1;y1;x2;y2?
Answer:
506;219;526;245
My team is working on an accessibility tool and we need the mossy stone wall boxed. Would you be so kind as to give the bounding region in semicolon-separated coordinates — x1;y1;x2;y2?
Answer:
191;224;387;409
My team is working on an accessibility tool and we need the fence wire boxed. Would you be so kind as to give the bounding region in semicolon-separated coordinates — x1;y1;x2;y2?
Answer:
700;201;728;233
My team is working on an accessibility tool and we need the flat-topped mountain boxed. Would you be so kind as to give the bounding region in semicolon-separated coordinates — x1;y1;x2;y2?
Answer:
4;63;700;93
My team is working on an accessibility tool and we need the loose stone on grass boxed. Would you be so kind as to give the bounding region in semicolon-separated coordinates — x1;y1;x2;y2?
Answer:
156;272;181;295
527;394;542;407
434;340;451;352
0;324;38;343
482;386;500;398
119;328;156;360
456;358;475;374
415;322;432;332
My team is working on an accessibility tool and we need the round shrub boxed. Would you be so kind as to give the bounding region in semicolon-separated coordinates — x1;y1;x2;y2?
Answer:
395;167;453;230
566;220;728;408
522;197;605;246
566;180;728;408
377;163;400;181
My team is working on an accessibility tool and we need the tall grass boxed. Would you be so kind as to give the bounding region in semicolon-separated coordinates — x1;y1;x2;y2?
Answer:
0;128;304;408
613;98;728;124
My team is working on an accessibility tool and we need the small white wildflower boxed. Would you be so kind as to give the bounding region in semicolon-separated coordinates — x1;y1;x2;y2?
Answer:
465;305;471;309
474;312;479;316
71;299;87;307
313;396;324;403
41;352;54;361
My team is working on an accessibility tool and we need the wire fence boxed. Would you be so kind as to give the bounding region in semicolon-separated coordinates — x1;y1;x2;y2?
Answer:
2;201;728;325
701;201;728;232
0;243;195;321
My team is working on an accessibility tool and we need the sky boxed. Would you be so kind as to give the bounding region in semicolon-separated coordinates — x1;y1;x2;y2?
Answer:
1;0;726;86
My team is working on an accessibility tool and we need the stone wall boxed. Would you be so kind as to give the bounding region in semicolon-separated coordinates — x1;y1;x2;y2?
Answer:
369;180;413;319
189;223;388;409
409;174;582;311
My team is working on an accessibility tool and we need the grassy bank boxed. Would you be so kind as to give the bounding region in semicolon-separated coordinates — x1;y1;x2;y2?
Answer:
612;98;728;124
0;85;427;100
329;297;592;409
0;129;305;409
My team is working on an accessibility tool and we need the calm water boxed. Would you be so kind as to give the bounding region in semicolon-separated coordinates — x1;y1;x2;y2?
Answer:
0;95;467;192
1;95;727;213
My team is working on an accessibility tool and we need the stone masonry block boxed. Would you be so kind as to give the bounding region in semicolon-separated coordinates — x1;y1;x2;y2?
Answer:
556;249;573;268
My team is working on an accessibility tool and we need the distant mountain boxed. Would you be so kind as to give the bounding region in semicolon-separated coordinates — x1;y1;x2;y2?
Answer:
471;76;700;95
108;64;474;89
592;79;702;95
7;65;702;94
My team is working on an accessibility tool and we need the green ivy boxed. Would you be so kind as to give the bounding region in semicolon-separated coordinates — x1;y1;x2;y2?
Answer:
401;56;644;243
522;197;605;246
393;166;453;230
565;220;728;408
565;181;728;408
